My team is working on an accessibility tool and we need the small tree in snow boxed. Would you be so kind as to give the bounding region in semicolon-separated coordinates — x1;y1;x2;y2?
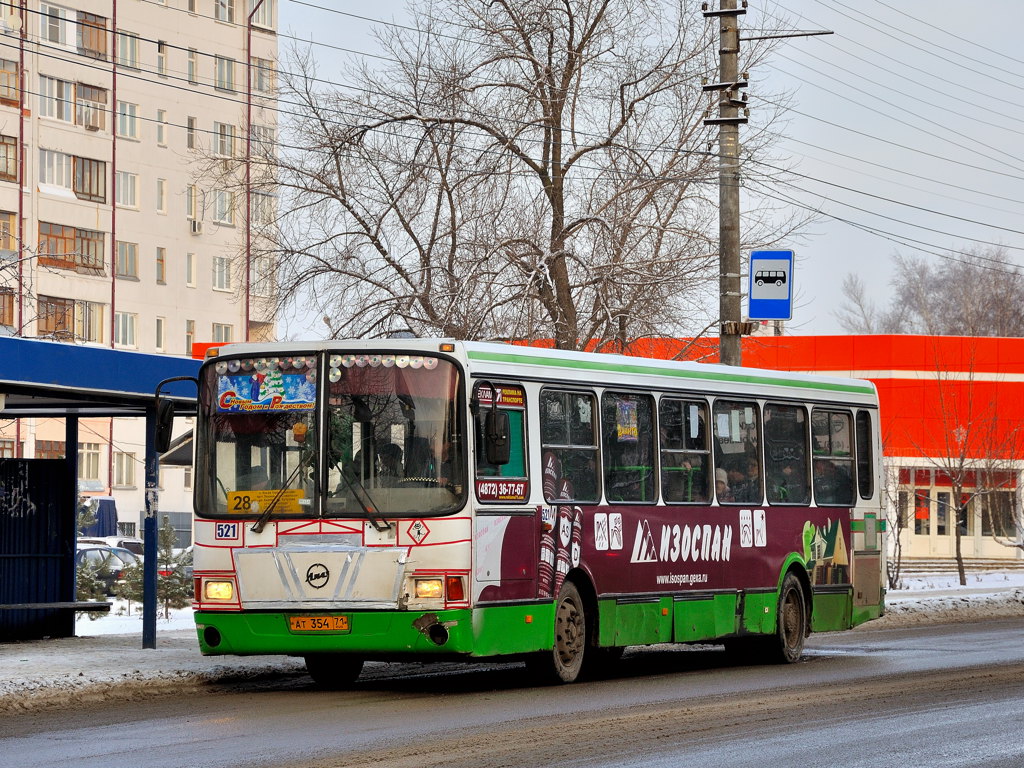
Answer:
117;516;192;619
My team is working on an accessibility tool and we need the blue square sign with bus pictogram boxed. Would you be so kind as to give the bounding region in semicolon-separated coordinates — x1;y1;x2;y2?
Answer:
748;249;794;320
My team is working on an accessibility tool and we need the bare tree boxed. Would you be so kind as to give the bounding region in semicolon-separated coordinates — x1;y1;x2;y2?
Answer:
836;248;1024;337
251;0;797;348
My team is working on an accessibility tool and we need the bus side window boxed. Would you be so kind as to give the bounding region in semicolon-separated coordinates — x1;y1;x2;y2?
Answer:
764;403;809;505
659;398;710;504
811;409;855;506
475;385;527;479
855;410;874;499
712;400;762;505
601;392;655;503
540;390;600;503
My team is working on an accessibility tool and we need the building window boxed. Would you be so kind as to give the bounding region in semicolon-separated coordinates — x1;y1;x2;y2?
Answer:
0;135;16;182
213;190;235;225
117;101;139;139
75;300;104;343
215;56;235;91
252;256;274;297
39;3;72;47
75;84;107;131
37;295;75;338
213;254;232;290
0;288;13;327
74;156;106;202
187;116;197;149
75;228;105;273
186;253;196;287
115;171;138;208
156;109;167;145
155;316;165;351
185;318;195;354
215;0;235;23
36;440;67;460
155;247;166;284
77;12;107;59
38;222;76;269
0;59;18;105
183;466;193;489
251;191;274;227
114;451;136;487
186;185;198;220
214;122;235;157
0;210;14;250
78;442;101;481
156;178;167;213
39;75;74;121
116;241;138;278
250;124;275;157
251;56;274;94
114;311;137;347
39;149;73;191
157;41;167;76
0;438;21;458
187;49;198;84
117;31;140;69
250;0;273;29
212;322;233;343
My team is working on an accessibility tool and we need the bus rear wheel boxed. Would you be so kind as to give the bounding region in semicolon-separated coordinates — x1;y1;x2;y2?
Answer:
527;581;587;684
304;654;364;689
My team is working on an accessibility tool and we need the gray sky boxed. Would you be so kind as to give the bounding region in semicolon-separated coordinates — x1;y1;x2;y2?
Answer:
278;0;1024;337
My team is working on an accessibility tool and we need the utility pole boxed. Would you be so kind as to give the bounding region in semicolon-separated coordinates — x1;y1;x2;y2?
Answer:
703;0;749;367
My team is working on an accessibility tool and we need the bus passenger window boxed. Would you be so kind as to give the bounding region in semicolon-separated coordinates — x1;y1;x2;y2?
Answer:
764;404;809;505
712;400;762;504
601;392;655;503
855;410;874;499
474;384;528;487
659;398;710;503
540;390;600;503
811;410;855;506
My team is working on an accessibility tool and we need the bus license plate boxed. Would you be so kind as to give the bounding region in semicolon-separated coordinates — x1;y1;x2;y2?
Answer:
288;615;350;633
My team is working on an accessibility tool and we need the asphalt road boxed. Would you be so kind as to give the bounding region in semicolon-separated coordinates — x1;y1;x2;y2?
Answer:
4;618;1024;768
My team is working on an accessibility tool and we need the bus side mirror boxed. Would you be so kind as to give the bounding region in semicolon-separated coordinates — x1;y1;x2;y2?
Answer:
485;409;510;466
155;397;175;453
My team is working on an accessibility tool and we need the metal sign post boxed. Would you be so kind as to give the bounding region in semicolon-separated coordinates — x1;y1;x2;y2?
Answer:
748;249;794;321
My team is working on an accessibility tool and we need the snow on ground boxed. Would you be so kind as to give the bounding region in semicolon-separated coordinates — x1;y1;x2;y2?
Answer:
2;576;1023;714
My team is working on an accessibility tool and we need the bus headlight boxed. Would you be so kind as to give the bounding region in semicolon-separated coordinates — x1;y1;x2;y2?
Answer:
414;578;443;599
204;580;234;601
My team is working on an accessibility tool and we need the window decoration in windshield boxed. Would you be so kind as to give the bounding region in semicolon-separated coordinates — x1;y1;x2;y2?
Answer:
214;356;316;413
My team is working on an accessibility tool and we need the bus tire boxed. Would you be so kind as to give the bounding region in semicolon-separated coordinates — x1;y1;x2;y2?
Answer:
762;572;807;664
527;580;588;684
304;654;364;689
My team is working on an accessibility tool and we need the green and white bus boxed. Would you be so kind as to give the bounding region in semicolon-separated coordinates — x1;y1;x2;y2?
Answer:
173;339;885;685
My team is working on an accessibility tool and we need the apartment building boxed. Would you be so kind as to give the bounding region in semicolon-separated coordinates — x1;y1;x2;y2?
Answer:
0;0;278;539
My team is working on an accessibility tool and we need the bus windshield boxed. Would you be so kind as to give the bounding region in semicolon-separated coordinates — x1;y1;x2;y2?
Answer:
197;352;465;520
324;354;464;518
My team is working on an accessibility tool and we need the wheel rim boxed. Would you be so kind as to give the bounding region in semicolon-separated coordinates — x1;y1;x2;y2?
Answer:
555;592;585;667
780;586;803;652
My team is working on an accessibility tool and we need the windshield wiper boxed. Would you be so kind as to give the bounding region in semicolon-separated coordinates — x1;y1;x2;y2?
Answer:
250;452;313;534
336;469;392;532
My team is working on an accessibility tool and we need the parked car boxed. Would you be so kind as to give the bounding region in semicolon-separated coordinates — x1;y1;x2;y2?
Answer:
75;545;141;595
77;536;145;557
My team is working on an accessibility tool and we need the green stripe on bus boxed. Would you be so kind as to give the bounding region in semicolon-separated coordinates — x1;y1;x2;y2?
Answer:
467;350;876;395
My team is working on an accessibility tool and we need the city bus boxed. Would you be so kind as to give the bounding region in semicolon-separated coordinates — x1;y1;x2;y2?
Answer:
165;339;885;686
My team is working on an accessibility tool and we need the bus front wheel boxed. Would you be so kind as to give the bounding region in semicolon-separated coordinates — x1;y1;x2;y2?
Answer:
761;572;807;664
527;580;588;684
304;654;364;689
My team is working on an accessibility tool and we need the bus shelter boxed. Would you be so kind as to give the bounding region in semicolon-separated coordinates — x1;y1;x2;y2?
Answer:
0;336;199;644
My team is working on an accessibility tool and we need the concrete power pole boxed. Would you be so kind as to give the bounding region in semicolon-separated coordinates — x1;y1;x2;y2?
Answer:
703;0;749;367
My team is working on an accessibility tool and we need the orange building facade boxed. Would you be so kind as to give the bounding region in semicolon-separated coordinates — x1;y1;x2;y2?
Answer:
619;335;1024;562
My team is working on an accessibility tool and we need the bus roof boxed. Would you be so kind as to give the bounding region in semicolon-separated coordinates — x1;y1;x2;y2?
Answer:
202;339;878;404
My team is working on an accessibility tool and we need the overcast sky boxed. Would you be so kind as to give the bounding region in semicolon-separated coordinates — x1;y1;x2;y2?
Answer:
278;1;1024;338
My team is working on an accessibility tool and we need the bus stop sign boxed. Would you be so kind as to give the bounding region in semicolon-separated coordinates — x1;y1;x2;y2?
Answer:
748;249;794;321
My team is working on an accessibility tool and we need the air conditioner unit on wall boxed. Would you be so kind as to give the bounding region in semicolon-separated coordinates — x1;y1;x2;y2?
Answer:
190;219;203;235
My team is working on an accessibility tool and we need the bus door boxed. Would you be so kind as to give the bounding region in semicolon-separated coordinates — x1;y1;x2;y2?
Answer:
471;382;536;603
